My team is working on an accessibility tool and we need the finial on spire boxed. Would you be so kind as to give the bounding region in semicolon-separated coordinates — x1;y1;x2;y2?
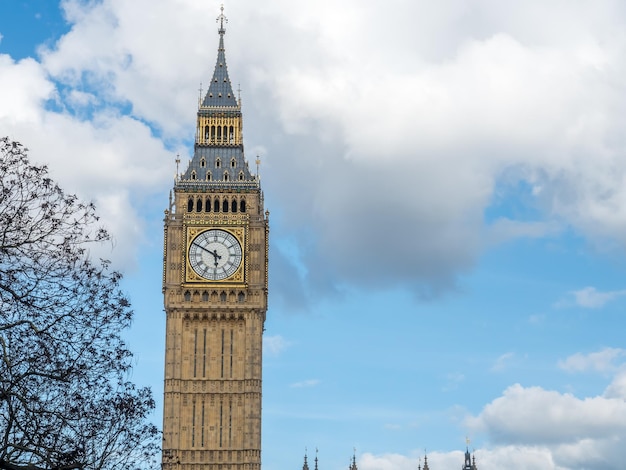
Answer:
175;153;181;181
349;449;358;470
217;4;228;33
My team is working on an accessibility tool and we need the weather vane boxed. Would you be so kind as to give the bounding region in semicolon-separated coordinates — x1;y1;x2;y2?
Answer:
217;4;228;30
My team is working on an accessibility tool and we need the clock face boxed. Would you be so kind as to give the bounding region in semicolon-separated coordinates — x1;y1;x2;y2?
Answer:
188;229;243;281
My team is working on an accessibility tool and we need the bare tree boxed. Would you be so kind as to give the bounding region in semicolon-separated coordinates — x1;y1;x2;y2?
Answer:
0;138;159;470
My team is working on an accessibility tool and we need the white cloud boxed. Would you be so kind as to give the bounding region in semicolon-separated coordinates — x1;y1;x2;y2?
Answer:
359;449;560;470
491;352;516;372
603;371;626;400
570;287;626;309
0;55;53;122
462;377;626;469
6;0;626;291
263;335;291;357
290;379;320;389
558;348;626;374
469;383;626;444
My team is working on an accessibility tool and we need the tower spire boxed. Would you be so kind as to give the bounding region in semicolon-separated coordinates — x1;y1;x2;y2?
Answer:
217;4;228;33
200;4;237;109
349;449;358;470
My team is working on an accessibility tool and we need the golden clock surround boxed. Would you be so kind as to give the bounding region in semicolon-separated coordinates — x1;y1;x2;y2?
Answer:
184;223;247;285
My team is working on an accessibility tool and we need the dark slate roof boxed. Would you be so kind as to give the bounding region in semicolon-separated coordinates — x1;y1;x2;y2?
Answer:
180;145;255;185
201;27;237;108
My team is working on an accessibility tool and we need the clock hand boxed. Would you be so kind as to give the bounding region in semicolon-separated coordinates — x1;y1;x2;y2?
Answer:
192;241;213;255
193;242;222;263
210;249;222;267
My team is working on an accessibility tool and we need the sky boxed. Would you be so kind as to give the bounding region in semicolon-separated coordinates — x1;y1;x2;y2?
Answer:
2;0;626;469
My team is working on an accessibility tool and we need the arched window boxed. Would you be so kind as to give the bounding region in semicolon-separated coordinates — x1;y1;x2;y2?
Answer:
224;172;229;181
205;198;210;212
196;198;202;212
240;200;246;212
238;171;244;181
187;198;194;212
211;125;216;142
222;200;229;212
216;158;221;168
217;126;222;141
223;126;227;142
200;158;206;168
237;292;245;303
214;199;220;212
191;171;197;180
229;126;234;143
184;291;191;302
231;200;237;212
202;291;209;302
204;125;209;140
231;158;236;168
206;171;212;181
220;292;227;302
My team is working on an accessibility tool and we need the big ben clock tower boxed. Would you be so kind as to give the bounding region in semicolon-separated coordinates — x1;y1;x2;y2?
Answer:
162;8;268;470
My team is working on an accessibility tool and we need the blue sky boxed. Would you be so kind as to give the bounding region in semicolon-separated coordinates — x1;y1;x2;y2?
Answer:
2;1;626;469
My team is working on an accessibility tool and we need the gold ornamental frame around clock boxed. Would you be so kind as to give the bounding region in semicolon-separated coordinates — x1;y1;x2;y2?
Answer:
184;225;246;285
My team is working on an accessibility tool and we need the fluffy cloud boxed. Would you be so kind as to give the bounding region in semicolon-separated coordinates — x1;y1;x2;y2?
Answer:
558;348;626;373
263;335;291;357
469;383;626;445
240;0;626;294
570;287;626;309
360;349;626;470
491;352;516;372
463;368;626;469
359;449;560;470
5;0;626;290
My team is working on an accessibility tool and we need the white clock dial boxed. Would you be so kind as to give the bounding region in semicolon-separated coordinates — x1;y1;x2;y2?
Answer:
188;229;242;281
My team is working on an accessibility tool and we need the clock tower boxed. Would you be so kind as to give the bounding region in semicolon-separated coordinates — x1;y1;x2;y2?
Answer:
162;8;268;470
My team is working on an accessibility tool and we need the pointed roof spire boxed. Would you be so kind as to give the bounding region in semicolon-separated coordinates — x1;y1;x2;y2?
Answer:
202;4;237;108
302;449;310;470
348;449;358;470
461;439;478;470
314;448;319;470
217;3;228;33
422;454;429;470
